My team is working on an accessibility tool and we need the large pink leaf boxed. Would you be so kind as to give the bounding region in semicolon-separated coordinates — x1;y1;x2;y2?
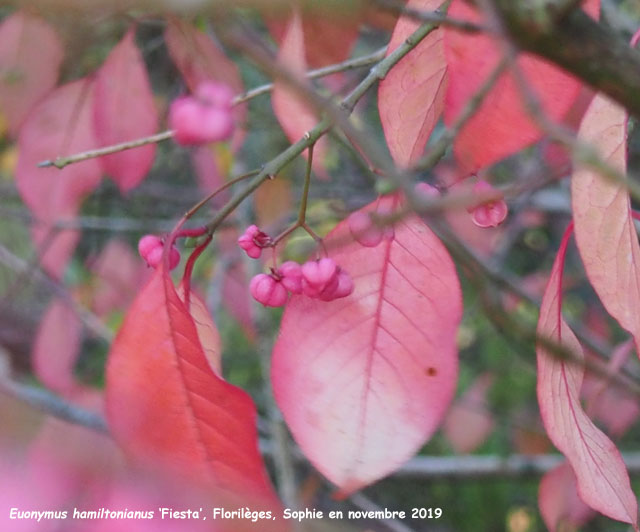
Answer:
272;195;462;493
536;231;637;526
16;78;103;277
164;19;246;151
378;0;447;168
105;266;277;507
271;12;328;178
94;28;158;193
570;94;640;354
443;0;599;173
539;462;595;532
32;297;82;396
0;11;63;136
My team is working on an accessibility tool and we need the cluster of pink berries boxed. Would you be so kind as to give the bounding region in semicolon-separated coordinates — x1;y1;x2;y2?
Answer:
138;235;180;270
169;81;234;146
237;225;354;307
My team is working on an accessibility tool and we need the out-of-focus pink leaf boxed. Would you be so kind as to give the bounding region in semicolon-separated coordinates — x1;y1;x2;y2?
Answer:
539;462;595;532
106;267;277;506
190;145;229;206
89;239;148;317
272;195;462;494
378;0;447;168
266;9;359;68
571;94;640;355
443;372;494;453
32;298;82;396
164;19;245;151
271;12;328;178
94;28;158;193
536;230;637;526
0;11;63;136
16;79;103;278
443;0;600;173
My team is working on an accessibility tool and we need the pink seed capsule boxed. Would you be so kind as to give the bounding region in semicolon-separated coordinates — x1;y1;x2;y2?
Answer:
238;225;263;259
195;81;235;109
138;234;163;259
332;270;354;299
348;211;383;248
468;180;508;228
301;258;338;288
278;261;303;294
250;274;288;307
143;244;180;270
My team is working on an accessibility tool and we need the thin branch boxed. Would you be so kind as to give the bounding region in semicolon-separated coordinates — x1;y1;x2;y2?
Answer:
0;376;109;434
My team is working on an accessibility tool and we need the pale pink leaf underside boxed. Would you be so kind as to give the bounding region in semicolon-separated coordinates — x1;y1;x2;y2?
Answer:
378;0;447;168
0;11;63;136
571;94;640;354
272;196;462;494
94;29;158;193
536;240;637;525
271;12;328;178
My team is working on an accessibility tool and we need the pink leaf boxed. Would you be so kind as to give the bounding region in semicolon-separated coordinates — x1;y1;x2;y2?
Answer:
443;372;495;453
539;462;595;532
191;145;229;206
378;0;447;168
272;195;462;494
0;11;63;136
164;19;246;151
16;78;103;278
106;266;277;505
443;0;600;173
536;230;637;526
570;94;640;354
94;28;159;193
271;12;328;178
32;298;82;396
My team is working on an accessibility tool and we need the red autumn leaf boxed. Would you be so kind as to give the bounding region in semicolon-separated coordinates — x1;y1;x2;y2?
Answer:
272;195;462;494
32;298;82;396
191;145;229;206
443;372;495;454
538;462;595;532
378;0;447;168
16;78;103;278
105;266;276;504
536;230;637;526
0;10;63;136
570;94;640;353
443;0;600;173
271;11;328;178
164;19;246;151
266;8;359;69
94;28;158;193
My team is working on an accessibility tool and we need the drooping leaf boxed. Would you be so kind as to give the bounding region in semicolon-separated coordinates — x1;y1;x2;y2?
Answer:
539;462;595;532
272;195;462;494
16;78;102;277
536;232;637;526
443;372;494;453
164;19;245;151
105;266;276;505
271;11;328;178
0;11;64;136
32;298;82;396
443;0;600;173
570;94;640;354
94;28;158;193
378;0;447;168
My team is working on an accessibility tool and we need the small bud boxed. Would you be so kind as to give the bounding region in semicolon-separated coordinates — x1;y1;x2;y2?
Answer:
468;180;508;228
250;273;288;307
278;261;303;294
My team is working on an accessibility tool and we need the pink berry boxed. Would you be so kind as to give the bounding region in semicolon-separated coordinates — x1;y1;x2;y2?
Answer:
142;244;180;270
238;225;271;259
468;180;508;228
138;234;162;259
278;261;303;294
301;258;338;297
250;274;288;307
348;211;382;247
195;81;234;109
332;270;354;299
